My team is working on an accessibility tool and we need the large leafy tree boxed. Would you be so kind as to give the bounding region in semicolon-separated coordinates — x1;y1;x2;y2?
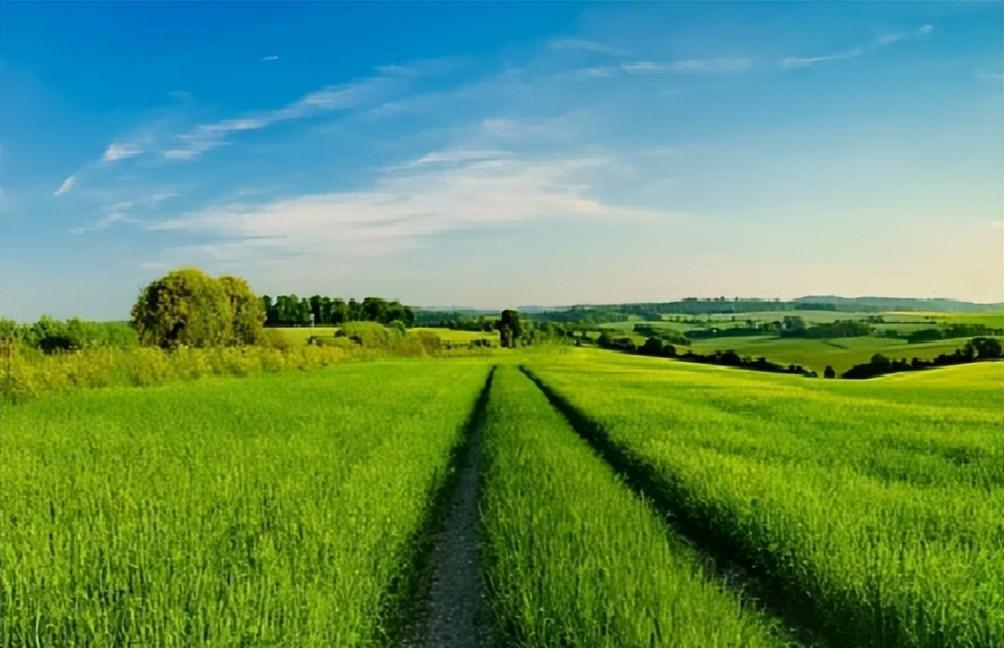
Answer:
219;275;266;345
131;268;232;348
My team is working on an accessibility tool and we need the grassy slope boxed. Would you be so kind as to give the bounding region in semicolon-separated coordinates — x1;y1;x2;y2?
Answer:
480;366;788;648
688;335;982;373
0;360;491;647
527;350;1004;648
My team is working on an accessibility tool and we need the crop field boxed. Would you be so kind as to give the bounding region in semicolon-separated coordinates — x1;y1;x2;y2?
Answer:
480;367;789;647
1;347;1000;647
687;334;980;374
525;350;1004;648
0;360;491;646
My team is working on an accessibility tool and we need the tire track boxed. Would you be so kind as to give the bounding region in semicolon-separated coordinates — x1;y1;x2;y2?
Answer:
519;365;834;648
401;367;495;648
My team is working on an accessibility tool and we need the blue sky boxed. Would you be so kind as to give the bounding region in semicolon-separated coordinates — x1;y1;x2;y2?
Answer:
1;2;1001;320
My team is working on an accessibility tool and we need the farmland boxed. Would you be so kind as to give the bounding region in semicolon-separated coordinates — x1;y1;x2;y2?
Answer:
1;345;1001;647
0;361;491;646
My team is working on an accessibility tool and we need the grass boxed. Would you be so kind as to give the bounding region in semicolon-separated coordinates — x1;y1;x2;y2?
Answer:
409;327;498;345
688;334;982;374
526;349;1004;648
273;326;497;346
479;366;789;647
0;359;492;647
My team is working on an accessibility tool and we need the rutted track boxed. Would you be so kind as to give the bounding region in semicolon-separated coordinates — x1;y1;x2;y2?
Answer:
402;367;496;648
519;365;832;648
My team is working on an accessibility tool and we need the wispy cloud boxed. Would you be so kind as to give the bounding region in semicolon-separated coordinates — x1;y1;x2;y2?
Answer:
102;142;143;162
70;202;134;234
53;175;76;197
260;55;280;62
551;39;627;57
783;24;934;70
622;57;752;75
148;149;674;266
782;49;864;70
162;74;403;160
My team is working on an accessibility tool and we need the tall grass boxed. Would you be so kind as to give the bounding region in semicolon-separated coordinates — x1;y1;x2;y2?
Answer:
479;366;789;647
0;360;492;646
527;350;1004;648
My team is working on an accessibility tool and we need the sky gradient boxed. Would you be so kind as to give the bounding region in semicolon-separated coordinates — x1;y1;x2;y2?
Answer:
1;2;1001;320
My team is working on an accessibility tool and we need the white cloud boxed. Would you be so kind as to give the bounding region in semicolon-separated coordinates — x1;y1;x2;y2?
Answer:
148;150;675;265
53;175;76;196
70;201;134;234
162;75;399;160
102;142;143;162
260;55;280;62
782;49;863;69
622;57;752;74
550;39;627;57
784;24;934;70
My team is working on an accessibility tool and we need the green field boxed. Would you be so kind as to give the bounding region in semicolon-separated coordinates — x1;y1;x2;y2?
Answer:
0;360;491;646
1;348;1001;646
688;334;980;374
526;351;1004;648
274;326;496;346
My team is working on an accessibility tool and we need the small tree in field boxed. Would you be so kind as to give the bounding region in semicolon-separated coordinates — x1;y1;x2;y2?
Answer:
132;268;232;348
218;275;266;345
824;365;836;379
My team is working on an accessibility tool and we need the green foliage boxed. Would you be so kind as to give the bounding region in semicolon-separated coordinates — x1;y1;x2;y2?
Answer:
218;275;266;345
498;309;522;348
0;361;492;645
481;367;787;647
131;268;232;348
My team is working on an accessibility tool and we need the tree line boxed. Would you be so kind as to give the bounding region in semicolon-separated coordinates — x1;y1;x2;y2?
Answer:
596;333;814;376
262;295;415;328
841;337;1003;379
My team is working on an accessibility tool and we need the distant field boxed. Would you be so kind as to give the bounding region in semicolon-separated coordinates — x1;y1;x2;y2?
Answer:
273;326;497;346
410;327;498;345
272;326;340;344
703;309;872;324
688;335;983;374
885;310;1004;328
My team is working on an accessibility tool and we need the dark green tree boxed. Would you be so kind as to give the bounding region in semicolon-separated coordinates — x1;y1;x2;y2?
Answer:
499;309;523;348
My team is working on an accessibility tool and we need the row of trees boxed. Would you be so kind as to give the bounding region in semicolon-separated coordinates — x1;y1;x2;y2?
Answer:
842;337;1003;379
597;333;814;376
262;295;415;328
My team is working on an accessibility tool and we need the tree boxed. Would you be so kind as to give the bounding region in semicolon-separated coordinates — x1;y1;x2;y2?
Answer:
499;309;523;348
218;275;266;345
968;336;1003;359
131;268;231;348
824;365;836;379
641;337;664;356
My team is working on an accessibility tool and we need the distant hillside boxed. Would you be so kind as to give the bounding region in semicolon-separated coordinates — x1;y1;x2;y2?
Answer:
795;296;1004;313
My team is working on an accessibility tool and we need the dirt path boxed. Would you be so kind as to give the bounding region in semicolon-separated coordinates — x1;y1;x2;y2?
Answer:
402;371;495;648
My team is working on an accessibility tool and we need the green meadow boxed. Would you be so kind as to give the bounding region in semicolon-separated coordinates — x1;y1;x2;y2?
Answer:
2;343;1000;647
